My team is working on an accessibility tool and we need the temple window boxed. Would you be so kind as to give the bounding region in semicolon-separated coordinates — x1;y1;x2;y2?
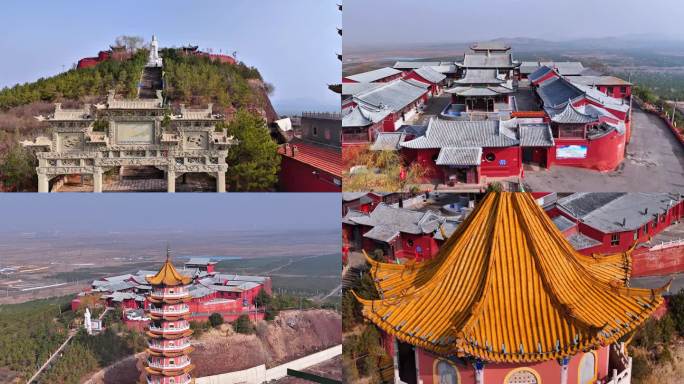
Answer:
633;231;638;241
611;233;620;246
606;86;613;95
620;86;627;94
579;351;597;384
313;126;318;136
485;153;496;162
505;368;540;384
433;359;459;384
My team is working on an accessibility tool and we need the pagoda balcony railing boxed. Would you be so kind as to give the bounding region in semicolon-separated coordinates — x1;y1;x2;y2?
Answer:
147;359;191;370
149;323;190;333
148;341;192;352
146;375;192;384
149;305;189;315
150;290;189;299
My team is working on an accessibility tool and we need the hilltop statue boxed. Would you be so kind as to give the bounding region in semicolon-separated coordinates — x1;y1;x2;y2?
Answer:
147;34;163;67
84;307;92;335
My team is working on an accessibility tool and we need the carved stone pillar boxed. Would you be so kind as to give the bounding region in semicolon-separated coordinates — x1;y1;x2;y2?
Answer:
167;170;176;193
93;168;103;193
38;173;49;193
216;171;226;193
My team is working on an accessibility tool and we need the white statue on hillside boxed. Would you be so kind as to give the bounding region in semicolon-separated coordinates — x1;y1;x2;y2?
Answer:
147;34;163;67
84;307;92;335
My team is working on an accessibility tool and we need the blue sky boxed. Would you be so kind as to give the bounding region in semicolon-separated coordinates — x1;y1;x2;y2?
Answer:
344;0;684;48
0;0;341;115
0;193;340;233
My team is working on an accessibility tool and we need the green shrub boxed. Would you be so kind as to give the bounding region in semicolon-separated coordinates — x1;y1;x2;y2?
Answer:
208;313;224;328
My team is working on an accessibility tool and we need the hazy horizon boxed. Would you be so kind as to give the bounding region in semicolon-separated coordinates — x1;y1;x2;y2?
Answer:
0;0;341;115
344;0;684;51
0;193;340;233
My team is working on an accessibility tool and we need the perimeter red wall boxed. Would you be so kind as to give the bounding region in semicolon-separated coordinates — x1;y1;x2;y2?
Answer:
632;245;684;277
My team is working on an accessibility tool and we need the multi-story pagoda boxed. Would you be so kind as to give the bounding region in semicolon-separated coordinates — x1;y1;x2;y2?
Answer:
142;249;195;384
355;192;668;384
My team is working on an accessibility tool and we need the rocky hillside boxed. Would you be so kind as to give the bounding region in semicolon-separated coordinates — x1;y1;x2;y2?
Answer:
87;309;341;384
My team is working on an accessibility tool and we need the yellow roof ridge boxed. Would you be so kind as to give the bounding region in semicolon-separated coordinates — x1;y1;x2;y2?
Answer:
146;247;192;286
357;192;666;363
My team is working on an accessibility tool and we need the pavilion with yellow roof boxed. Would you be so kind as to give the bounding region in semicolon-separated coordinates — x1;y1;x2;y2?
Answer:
355;192;667;384
140;247;195;384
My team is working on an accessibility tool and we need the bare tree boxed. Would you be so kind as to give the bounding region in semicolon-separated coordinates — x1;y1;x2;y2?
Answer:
114;35;145;53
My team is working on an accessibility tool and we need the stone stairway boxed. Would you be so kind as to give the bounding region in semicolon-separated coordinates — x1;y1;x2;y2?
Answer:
138;67;163;99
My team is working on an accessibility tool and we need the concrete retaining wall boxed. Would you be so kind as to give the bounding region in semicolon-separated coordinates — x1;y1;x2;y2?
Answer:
195;344;342;384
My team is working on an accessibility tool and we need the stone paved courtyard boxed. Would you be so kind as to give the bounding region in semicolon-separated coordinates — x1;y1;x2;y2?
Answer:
524;106;684;192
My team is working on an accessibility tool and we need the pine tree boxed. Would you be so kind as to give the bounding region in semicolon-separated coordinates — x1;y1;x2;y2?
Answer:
222;109;280;191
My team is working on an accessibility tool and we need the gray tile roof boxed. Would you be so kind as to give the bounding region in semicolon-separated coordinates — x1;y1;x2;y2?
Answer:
404;78;430;89
428;64;458;74
572;83;630;112
342;105;391;128
454;69;504;85
342;192;368;202
519;124;554;147
557;193;682;233
568;76;632;87
540;61;585;76
185;257;216;265
341;82;384;96
414;66;447;83
393;61;443;69
354;79;427;113
345;67;403;83
435;147;482;166
552;215;576;232
371;132;406;151
363;226;401;242
344;203;449;243
544;103;597;124
445;85;514;97
460;53;514;68
566;232;602;250
470;42;511;51
520;61;541;74
528;66;554;83
401;118;519;149
536;77;584;108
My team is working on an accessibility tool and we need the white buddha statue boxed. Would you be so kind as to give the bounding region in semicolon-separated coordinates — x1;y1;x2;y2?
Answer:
147;34;163;67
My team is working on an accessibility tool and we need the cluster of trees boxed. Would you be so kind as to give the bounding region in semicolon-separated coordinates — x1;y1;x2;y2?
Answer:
161;48;262;109
341;267;387;382
633;85;684;132
629;289;684;382
39;320;146;383
0;297;72;379
0;50;147;110
0;143;37;191
343;145;427;192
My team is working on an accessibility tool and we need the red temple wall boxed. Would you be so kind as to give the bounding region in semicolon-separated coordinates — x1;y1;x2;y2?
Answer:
278;156;340;192
552;129;625;171
412;345;609;384
632;245;684;277
479;146;521;178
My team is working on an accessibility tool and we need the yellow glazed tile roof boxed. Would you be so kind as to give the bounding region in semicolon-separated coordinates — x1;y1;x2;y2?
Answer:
147;256;192;287
355;192;667;363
